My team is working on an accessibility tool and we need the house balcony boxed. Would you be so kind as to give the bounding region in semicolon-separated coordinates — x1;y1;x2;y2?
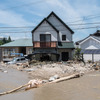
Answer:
33;41;57;48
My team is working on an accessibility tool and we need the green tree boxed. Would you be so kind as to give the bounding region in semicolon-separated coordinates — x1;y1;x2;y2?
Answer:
0;40;3;45
2;37;7;44
74;48;83;61
7;36;11;43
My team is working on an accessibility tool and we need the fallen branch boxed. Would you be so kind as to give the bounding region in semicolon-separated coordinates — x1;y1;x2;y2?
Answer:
0;83;30;96
49;73;81;83
0;73;81;96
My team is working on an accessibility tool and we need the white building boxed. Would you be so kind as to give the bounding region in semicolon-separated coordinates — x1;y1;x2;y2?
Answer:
32;11;75;61
76;30;100;62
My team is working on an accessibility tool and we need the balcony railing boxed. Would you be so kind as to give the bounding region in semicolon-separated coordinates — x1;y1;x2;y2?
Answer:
33;41;57;48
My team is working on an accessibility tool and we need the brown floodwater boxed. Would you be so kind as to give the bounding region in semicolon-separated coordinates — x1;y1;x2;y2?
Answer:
34;71;100;100
0;66;100;100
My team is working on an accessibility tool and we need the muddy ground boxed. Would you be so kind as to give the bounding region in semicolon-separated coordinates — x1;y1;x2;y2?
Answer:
1;61;95;80
0;63;100;100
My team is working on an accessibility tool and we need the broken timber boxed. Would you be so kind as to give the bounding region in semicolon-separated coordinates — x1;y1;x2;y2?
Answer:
49;73;81;83
0;73;81;96
0;83;30;96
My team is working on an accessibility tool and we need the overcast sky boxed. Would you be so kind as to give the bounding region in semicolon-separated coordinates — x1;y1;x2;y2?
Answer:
0;0;100;41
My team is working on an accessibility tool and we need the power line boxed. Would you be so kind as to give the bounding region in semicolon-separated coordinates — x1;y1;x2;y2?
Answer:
0;21;100;29
69;22;100;25
66;15;100;24
73;26;100;30
0;26;100;33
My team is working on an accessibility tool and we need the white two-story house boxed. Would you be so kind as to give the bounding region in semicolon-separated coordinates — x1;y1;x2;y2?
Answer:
32;11;74;61
76;30;100;62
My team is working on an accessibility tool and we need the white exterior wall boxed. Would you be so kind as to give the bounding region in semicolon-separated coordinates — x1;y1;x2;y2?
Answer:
33;21;58;41
80;37;100;49
94;54;100;62
83;54;100;62
79;37;100;62
83;54;92;62
47;15;72;42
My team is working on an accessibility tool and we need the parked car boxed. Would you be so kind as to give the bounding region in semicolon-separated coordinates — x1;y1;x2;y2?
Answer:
7;57;28;64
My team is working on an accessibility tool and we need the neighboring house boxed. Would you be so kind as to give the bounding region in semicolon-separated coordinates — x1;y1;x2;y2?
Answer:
0;38;33;59
32;11;75;61
76;30;100;62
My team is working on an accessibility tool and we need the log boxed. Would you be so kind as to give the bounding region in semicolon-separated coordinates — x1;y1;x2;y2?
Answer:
49;73;80;83
0;73;81;96
0;83;30;96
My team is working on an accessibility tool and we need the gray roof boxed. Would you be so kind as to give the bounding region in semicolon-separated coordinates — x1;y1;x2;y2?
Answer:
0;38;33;47
76;30;100;44
32;11;74;34
76;35;100;44
92;36;100;41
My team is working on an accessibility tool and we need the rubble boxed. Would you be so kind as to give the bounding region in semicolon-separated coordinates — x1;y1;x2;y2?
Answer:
1;60;100;80
49;75;60;82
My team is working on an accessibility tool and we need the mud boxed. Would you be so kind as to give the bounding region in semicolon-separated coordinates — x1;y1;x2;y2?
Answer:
0;65;100;100
0;67;35;100
34;71;100;100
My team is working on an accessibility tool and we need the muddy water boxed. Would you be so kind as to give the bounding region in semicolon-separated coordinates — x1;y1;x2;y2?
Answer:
0;67;100;100
34;71;100;100
0;67;35;100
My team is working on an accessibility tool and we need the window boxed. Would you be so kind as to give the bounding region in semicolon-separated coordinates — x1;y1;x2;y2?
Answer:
21;58;25;60
40;34;51;47
28;48;33;54
40;34;51;42
62;35;66;41
3;48;15;56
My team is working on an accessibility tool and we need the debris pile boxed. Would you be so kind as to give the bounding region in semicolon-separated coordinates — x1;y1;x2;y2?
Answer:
1;60;100;80
20;61;95;79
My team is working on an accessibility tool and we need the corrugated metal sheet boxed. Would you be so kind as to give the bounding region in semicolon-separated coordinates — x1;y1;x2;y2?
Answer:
0;38;33;47
58;42;75;49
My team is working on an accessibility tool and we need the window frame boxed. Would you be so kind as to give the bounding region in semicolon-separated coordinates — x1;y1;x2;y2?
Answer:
62;35;66;41
40;34;51;42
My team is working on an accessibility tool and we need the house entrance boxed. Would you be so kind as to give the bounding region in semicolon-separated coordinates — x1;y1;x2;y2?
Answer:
40;54;51;61
62;52;69;61
19;47;26;55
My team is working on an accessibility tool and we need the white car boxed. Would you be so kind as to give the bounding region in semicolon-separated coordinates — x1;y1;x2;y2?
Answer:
7;57;28;64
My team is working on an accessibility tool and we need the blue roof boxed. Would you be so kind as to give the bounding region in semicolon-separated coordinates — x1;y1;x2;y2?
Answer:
81;49;100;54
